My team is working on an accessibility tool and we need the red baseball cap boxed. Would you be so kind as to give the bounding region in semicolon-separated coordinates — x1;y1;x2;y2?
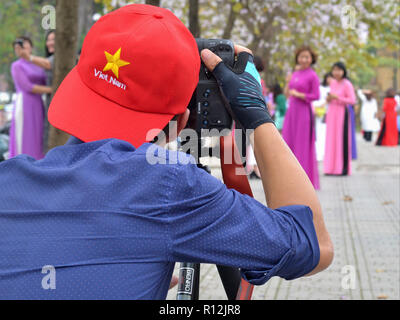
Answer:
48;4;200;148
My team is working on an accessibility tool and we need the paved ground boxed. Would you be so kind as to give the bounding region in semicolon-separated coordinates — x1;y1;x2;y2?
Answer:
167;132;400;300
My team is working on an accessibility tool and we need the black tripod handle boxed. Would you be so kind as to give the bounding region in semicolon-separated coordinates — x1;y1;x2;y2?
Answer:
176;262;200;300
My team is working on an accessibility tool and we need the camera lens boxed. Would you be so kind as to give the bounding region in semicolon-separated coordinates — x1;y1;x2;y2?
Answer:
203;101;209;107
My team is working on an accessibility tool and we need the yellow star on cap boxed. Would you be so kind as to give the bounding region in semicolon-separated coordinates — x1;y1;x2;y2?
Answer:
103;48;130;78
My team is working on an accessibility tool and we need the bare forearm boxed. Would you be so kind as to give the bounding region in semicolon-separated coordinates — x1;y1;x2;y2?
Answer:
251;123;333;273
292;90;306;100
297;92;306;100
251;123;317;209
199;42;333;275
31;55;52;70
31;85;52;95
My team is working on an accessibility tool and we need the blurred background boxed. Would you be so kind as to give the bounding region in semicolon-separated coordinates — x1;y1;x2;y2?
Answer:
0;0;399;95
0;0;399;300
0;0;399;154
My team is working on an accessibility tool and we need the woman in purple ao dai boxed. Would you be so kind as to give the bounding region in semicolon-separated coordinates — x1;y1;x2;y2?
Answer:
9;37;52;160
282;47;320;189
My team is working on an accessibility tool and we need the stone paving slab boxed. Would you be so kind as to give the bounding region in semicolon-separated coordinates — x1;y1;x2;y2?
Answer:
167;133;399;300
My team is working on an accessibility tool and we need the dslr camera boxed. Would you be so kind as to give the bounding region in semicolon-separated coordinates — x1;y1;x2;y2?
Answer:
186;38;235;135
182;38;248;163
14;39;25;48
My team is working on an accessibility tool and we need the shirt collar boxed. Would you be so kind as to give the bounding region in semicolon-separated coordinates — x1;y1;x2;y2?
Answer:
66;136;84;145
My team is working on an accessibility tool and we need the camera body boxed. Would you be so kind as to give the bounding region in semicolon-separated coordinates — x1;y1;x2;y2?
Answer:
186;38;234;135
14;39;25;47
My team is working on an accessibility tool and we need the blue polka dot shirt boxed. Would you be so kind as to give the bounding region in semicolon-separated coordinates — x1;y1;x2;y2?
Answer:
0;137;319;299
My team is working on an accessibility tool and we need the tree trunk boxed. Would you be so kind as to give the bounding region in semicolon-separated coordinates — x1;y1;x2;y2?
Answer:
145;0;161;6
48;0;79;149
77;0;94;47
222;1;239;39
189;0;200;38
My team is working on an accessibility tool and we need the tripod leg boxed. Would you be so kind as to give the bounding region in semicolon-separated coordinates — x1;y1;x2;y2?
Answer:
219;134;255;300
176;262;200;300
216;265;241;300
236;278;254;300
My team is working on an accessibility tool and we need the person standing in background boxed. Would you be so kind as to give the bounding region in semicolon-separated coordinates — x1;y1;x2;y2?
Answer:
324;62;356;176
245;56;266;179
348;103;358;160
313;72;333;161
376;88;398;146
19;30;55;154
271;83;287;132
253;56;268;96
357;89;380;142
267;86;276;119
9;37;52;160
282;46;320;189
394;92;400;145
43;30;55;154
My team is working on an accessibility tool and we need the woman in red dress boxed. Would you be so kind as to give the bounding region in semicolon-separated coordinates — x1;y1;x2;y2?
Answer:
376;88;398;146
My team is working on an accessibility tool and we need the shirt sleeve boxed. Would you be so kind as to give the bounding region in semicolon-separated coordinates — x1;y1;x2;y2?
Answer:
382;99;389;112
11;63;34;93
337;80;356;105
40;68;47;86
357;89;366;103
166;160;320;285
48;55;55;69
304;72;320;103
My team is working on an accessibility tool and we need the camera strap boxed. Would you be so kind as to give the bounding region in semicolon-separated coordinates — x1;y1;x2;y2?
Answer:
219;133;254;300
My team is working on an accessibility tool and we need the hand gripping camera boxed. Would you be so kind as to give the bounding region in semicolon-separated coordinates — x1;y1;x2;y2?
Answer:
183;38;247;162
186;38;235;134
178;39;254;301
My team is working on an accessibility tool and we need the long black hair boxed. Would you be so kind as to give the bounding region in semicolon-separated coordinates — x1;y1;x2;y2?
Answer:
271;83;282;102
253;56;264;72
12;36;33;49
331;61;348;79
386;88;395;98
322;72;333;86
45;30;55;57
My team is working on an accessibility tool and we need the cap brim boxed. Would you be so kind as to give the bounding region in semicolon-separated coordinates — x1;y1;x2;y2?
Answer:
48;67;175;148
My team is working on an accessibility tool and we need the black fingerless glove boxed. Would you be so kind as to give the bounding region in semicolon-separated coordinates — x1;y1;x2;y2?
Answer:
212;52;274;131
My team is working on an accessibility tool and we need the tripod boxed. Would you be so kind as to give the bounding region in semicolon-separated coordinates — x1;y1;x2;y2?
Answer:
176;131;254;300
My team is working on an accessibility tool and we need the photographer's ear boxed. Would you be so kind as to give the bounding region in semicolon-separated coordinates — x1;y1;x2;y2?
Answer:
201;49;222;72
176;109;190;135
166;109;190;143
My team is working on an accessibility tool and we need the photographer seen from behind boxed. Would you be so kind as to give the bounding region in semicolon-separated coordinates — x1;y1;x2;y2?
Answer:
0;4;333;299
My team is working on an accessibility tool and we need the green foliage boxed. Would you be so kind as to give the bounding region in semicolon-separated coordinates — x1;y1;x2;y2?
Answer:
1;0;398;92
227;0;399;88
94;0;114;12
232;2;242;13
